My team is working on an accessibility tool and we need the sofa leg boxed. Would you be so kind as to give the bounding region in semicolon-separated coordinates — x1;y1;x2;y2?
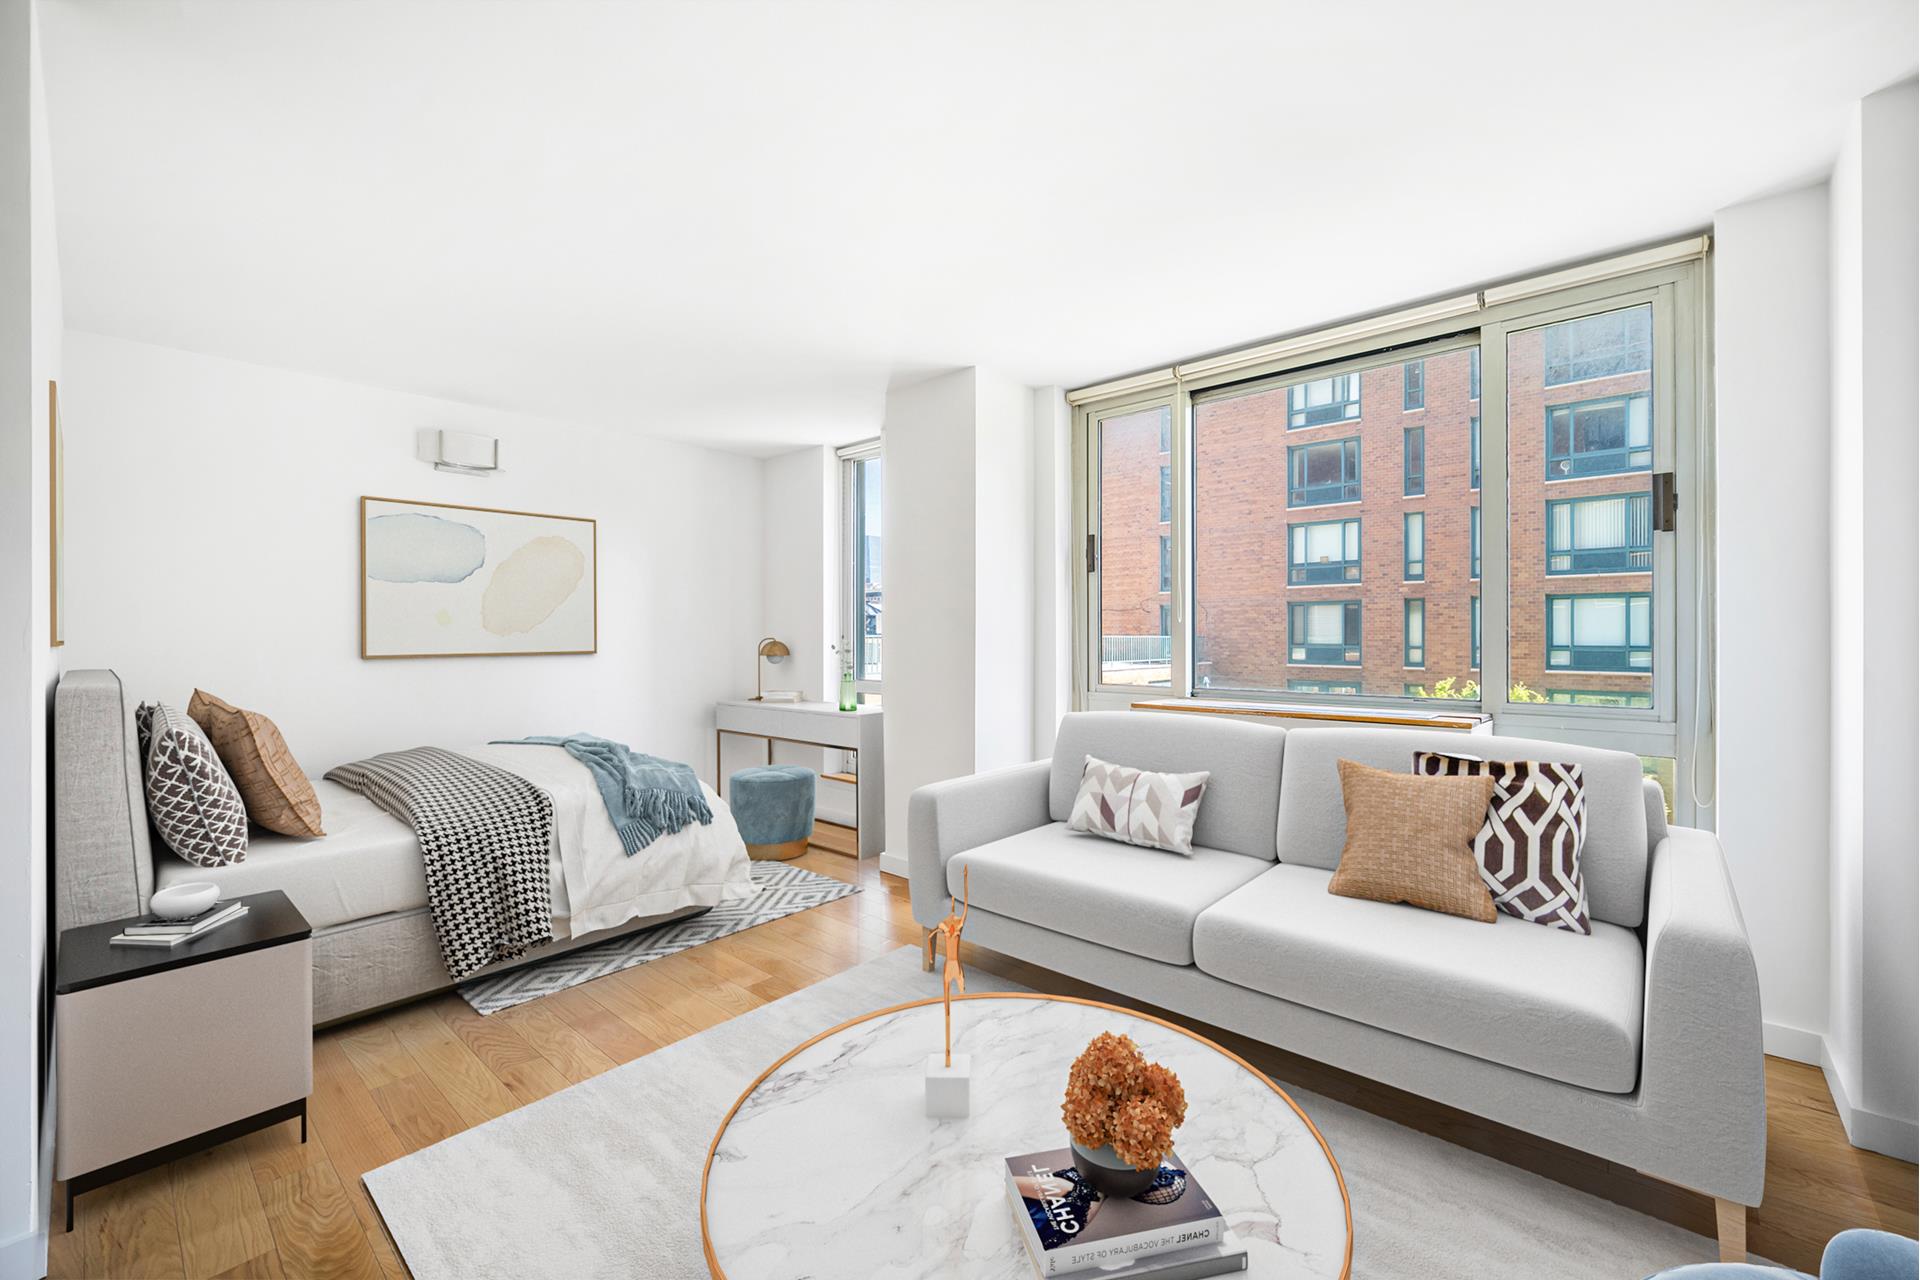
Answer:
1714;1198;1746;1263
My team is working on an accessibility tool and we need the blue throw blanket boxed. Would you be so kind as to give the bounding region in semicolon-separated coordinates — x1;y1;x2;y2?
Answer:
492;735;712;855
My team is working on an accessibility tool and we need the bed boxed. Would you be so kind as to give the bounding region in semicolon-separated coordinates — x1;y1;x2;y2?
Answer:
52;669;758;1024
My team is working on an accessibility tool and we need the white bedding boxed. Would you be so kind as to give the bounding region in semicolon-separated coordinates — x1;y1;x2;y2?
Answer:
465;742;758;938
159;743;759;941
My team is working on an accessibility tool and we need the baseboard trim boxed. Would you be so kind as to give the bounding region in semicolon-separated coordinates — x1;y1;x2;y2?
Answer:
0;1222;46;1280
1820;1039;1919;1162
1762;1021;1824;1065
878;851;908;880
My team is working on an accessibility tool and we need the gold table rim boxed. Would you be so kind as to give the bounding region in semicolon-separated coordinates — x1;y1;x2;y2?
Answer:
698;990;1354;1280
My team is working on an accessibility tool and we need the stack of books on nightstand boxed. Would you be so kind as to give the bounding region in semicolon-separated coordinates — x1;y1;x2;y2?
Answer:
109;900;248;948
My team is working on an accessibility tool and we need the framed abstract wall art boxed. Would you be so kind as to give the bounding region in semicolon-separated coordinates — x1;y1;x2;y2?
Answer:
360;496;597;658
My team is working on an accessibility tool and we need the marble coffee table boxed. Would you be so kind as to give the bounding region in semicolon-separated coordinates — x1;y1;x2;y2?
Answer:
700;993;1352;1278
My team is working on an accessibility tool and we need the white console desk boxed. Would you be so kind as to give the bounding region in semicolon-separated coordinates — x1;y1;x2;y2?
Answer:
714;701;885;858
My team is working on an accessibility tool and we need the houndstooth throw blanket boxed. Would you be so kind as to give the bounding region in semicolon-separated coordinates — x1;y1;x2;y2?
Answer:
325;748;554;981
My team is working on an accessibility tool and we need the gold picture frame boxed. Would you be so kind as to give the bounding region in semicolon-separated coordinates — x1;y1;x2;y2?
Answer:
359;495;598;659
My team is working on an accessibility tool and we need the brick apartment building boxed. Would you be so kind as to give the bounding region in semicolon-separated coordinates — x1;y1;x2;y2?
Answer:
1099;305;1655;705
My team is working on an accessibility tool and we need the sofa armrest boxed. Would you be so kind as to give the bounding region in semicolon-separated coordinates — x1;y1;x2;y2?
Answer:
1641;825;1767;1205
908;759;1053;926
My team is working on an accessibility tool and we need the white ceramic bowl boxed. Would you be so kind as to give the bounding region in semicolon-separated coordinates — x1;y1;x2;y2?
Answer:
150;882;219;920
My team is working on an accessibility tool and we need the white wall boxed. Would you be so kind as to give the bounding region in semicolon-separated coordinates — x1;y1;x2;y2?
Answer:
1030;386;1072;759
1825;76;1918;1161
971;368;1035;773
881;369;978;867
57;332;766;785
1;2;61;1273
1711;181;1832;1064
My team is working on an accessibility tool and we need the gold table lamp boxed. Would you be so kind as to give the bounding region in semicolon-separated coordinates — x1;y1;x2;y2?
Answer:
752;637;790;701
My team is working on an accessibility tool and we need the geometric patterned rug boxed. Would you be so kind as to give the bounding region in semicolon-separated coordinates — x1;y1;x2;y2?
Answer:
457;861;861;1014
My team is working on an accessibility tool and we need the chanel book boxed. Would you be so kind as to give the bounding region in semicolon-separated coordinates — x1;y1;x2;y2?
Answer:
1003;1147;1231;1277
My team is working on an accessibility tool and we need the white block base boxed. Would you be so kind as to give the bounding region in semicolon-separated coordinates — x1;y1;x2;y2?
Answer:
925;1053;972;1118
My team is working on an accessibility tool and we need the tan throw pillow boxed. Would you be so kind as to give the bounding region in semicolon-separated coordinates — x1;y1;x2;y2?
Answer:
1328;759;1497;922
188;689;326;838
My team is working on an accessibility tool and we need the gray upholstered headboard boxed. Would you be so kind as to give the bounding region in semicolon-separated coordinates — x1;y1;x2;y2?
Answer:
53;669;154;934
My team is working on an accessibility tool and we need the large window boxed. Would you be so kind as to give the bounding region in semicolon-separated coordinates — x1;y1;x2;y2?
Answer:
1289;601;1361;666
839;444;884;691
1290;518;1361;584
1288;437;1362;507
1076;247;1706;820
1547;494;1652;574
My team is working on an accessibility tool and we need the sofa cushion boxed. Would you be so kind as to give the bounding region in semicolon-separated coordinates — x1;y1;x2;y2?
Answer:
1049;712;1286;861
1328;760;1497;922
1193;862;1644;1092
1276;728;1650;928
948;822;1270;966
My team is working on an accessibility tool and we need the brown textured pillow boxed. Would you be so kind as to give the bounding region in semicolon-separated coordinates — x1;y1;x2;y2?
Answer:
188;689;325;838
1328;759;1497;922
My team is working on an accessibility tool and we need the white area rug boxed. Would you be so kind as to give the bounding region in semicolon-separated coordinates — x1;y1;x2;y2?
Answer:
368;947;1738;1279
457;862;858;1014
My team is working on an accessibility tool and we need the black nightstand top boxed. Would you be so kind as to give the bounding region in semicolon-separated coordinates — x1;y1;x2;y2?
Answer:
56;889;312;996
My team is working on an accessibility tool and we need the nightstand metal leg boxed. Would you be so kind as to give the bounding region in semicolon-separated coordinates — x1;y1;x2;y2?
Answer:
66;1190;73;1233
300;1099;308;1144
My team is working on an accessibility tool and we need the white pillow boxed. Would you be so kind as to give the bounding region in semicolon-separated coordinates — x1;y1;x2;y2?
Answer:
1067;755;1211;855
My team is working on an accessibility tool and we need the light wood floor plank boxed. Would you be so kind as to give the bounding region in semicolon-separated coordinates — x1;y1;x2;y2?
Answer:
83;1165;188;1280
371;1073;467;1155
172;1142;277;1279
382;1001;521;1128
497;994;621;1083
211;1249;289;1279
539;982;662;1064
331;1022;418;1094
259;1163;384;1280
433;996;575;1106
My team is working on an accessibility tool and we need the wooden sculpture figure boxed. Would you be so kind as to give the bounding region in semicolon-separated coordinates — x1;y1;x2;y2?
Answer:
930;867;969;1068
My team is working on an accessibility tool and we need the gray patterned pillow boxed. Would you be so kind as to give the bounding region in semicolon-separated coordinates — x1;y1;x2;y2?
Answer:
1413;750;1589;934
136;702;249;867
1067;755;1210;855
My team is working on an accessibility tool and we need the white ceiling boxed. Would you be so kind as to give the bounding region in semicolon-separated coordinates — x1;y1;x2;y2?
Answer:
40;0;1917;456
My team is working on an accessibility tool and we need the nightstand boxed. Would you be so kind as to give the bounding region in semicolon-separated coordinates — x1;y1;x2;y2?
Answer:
55;888;313;1230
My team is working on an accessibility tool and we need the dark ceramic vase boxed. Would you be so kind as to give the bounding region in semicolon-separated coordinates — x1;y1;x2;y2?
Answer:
1069;1141;1159;1198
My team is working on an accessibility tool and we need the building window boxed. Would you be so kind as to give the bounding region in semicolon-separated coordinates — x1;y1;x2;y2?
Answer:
1544;307;1653;386
1403;427;1425;497
1287;374;1361;429
1159;604;1169;638
1287;679;1360;695
1287;438;1361;507
841;448;884;687
1159;418;1170;452
1547;493;1652;574
1547;393;1653;478
1159;534;1171;592
1547;593;1652;672
1469;416;1481;490
1159;465;1171;522
1470;596;1481;670
1469;346;1481;401
1470;506;1481;580
1289;518;1361;584
1548;689;1653;709
1403;511;1425;581
1404;598;1426;668
1403;360;1425;411
1288;600;1361;666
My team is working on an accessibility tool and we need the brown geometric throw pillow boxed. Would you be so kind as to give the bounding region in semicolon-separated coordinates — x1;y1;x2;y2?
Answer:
1328;759;1497;922
136;702;250;866
1413;751;1590;934
188;689;326;838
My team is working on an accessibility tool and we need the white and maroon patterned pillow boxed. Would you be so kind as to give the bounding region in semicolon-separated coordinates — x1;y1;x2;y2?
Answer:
137;702;250;867
1413;750;1590;934
1067;755;1210;855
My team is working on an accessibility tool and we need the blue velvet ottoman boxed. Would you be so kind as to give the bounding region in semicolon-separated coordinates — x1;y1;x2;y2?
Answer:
729;765;817;861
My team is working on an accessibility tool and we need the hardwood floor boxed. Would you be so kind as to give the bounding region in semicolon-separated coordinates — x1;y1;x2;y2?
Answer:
49;850;1916;1278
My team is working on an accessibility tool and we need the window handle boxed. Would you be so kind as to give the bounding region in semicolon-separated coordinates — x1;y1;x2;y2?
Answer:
1086;534;1098;573
1652;472;1677;532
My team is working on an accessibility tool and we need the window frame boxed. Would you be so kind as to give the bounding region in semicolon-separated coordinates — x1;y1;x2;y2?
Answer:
838;440;884;696
1286;436;1363;507
1403;359;1425;411
1545;391;1655;480
1546;591;1654;674
1289;516;1363;585
1286;373;1362;429
1403;511;1425;581
1546;493;1654;575
1404;597;1426;669
1070;253;1708;824
1287;599;1363;667
1402;425;1425;496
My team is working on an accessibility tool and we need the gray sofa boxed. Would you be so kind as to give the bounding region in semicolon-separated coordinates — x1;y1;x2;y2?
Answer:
910;710;1765;1259
52;669;710;1024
